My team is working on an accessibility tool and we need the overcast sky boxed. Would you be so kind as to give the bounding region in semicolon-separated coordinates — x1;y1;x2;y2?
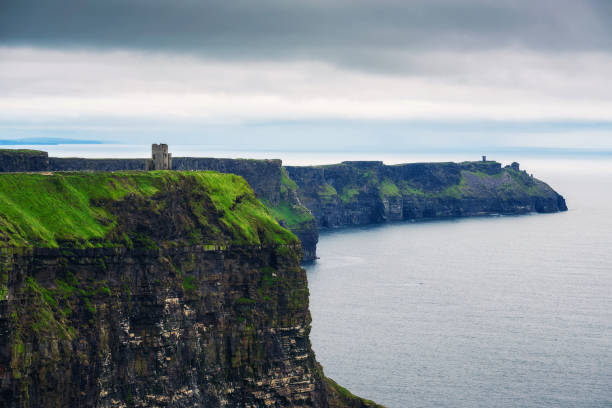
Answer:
2;0;612;151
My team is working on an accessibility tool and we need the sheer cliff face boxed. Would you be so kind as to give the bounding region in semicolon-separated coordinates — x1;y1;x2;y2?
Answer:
1;245;326;407
0;172;374;408
285;161;568;229
0;150;49;172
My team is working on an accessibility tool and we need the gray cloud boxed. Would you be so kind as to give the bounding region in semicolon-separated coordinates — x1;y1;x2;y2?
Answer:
2;0;611;72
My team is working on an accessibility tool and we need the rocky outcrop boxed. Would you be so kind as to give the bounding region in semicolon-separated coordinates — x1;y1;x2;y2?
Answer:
0;171;378;408
0;245;323;407
0;150;49;172
285;160;567;230
49;157;148;172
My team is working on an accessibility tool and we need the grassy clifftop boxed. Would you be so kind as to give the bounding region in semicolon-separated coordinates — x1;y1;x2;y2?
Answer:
0;171;297;248
264;167;315;230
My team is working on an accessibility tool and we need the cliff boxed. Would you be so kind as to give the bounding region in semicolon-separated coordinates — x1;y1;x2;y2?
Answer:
0;171;378;408
49;158;148;172
0;152;319;262
0;149;567;262
0;150;49;172
172;158;282;205
285;160;567;229
171;158;318;262
44;157;282;205
262;168;319;263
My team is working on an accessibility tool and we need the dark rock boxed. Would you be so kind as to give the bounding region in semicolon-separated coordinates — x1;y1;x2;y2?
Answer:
49;157;148;171
0;150;49;172
286;160;567;231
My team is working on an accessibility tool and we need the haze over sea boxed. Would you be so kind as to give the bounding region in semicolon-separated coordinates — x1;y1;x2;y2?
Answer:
4;144;611;407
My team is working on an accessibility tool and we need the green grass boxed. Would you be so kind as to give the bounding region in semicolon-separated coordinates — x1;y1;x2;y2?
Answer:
317;183;338;201
340;186;359;203
195;171;297;245
380;178;400;197
0;171;297;248
397;180;425;196
183;276;196;291
466;170;503;179
264;200;314;230
438;184;463;199
505;169;548;197
280;167;298;193
324;377;384;408
266;168;316;229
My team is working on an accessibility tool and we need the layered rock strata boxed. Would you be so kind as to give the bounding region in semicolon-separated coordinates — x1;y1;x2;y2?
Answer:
0;171;378;408
285;160;567;230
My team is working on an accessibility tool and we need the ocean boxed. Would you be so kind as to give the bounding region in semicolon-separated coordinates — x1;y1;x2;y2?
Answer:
305;157;612;407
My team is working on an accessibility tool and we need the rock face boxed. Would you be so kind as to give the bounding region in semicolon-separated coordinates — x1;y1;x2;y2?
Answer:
0;150;49;172
262;168;319;263
0;245;326;407
49;157;148;172
285;160;567;230
0;172;379;408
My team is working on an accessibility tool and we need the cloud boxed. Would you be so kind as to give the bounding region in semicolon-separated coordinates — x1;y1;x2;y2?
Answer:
2;0;611;72
2;47;612;123
1;1;612;149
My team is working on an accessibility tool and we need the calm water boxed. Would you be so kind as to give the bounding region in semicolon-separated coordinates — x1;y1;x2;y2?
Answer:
306;159;612;408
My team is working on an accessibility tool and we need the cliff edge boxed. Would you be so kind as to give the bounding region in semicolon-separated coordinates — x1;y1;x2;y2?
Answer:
0;171;379;407
285;160;567;230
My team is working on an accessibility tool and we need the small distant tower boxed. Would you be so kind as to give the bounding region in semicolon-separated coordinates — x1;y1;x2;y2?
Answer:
482;155;487;162
147;143;172;170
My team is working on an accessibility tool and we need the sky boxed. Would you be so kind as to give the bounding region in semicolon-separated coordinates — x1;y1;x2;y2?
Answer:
2;0;612;151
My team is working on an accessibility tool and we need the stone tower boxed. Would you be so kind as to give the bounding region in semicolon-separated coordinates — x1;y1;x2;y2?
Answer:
147;143;172;170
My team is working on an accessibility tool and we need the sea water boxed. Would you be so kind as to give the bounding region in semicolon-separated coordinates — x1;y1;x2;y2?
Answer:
305;158;612;408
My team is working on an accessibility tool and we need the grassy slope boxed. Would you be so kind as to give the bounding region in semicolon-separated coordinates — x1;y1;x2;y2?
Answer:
264;168;315;230
325;377;385;408
378;168;551;200
0;171;296;248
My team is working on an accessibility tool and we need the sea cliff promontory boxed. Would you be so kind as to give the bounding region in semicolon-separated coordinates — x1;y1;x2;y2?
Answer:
0;149;568;262
0;171;380;407
286;160;567;230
